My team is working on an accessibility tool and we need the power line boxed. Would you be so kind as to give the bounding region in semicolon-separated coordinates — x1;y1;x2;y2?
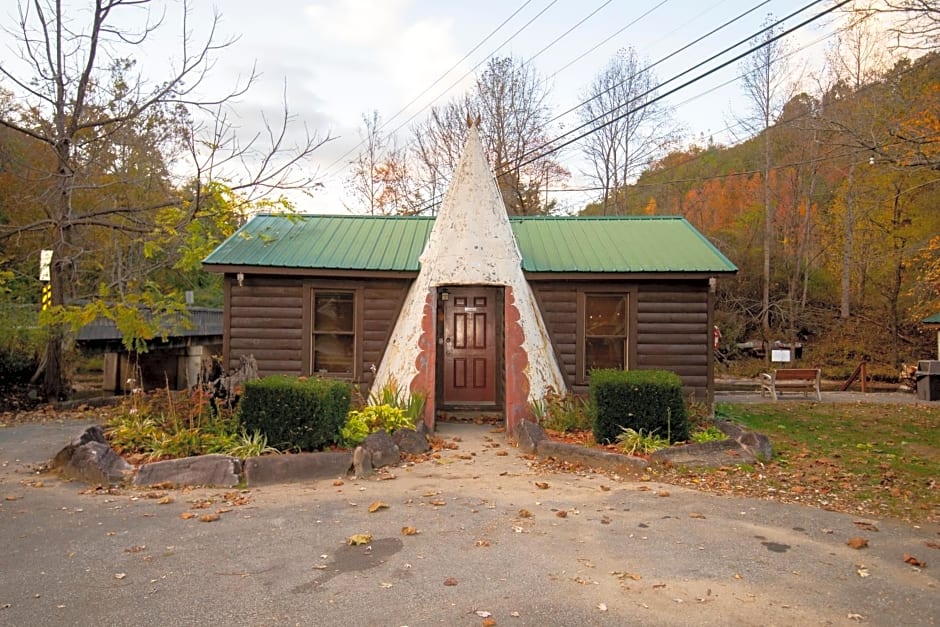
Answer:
412;0;846;215
319;0;544;178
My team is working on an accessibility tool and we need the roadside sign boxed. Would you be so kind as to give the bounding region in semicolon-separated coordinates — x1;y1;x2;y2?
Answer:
39;249;52;282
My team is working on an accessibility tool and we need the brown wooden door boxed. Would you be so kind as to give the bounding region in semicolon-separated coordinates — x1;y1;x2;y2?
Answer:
442;287;496;405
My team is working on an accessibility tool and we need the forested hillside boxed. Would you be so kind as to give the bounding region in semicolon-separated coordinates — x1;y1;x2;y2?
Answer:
586;52;940;374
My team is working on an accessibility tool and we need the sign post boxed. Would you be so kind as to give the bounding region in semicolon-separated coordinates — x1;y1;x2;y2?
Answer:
39;249;52;310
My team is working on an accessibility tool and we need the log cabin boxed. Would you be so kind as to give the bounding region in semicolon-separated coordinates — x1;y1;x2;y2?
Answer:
203;126;737;433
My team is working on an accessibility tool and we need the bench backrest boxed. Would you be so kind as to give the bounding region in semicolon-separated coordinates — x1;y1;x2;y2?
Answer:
774;368;819;381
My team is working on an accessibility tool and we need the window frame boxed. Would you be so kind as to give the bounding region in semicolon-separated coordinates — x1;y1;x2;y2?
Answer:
577;291;630;384
304;285;362;380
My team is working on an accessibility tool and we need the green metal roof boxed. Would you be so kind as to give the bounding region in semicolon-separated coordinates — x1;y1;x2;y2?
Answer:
923;313;940;324
203;214;737;274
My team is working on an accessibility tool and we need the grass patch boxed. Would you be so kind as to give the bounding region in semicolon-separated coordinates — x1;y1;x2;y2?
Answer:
652;402;939;523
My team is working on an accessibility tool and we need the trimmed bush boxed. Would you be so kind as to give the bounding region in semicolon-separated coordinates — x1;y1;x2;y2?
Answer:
589;369;689;444
237;376;351;451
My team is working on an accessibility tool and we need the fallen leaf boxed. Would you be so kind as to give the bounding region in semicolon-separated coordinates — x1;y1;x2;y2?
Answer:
658;491;670;497
380;582;393;588
401;526;418;536
333;480;344;487
597;603;607;612
636;486;651;492
368;501;389;513
422;490;439;497
475;610;492;618
599;485;611;492
216;507;232;514
429;499;446;506
856;566;870;578
733;574;743;580
475;539;491;547
612;571;642;581
790;485;806;494
4;495;20;501
846;537;869;549
114;573;126;580
199;513;220;523
925;541;940;550
495;450;508;457
510;611;520;617
653;583;667;588
517;509;532;518
482;618;496;627
688;512;706;519
854;521;879;532
124;545;146;553
443;577;458;586
556;510;568;518
158;496;174;505
847;614;865;621
903;554;925;568
534;481;550;490
180;512;196;520
348;533;372;546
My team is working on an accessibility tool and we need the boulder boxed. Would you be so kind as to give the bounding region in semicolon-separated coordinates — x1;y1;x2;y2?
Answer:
513;420;546;455
538;440;649;476
134;454;241;487
362;430;400;468
393;428;429;455
60;441;133;486
353;445;373;479
243;452;352;486
650;438;753;467
51;425;108;469
739;431;773;461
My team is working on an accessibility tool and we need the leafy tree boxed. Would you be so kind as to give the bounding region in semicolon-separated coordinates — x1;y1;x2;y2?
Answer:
0;0;330;399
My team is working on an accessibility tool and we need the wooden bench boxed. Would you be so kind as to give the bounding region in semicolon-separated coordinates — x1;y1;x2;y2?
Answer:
760;368;821;401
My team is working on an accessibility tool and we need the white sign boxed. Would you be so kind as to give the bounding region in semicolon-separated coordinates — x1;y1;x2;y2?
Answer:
39;249;53;282
771;349;791;363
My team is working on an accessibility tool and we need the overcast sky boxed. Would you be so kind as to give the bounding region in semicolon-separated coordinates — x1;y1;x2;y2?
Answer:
4;0;852;214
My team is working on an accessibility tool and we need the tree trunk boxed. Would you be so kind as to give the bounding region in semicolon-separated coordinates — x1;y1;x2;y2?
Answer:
841;162;856;319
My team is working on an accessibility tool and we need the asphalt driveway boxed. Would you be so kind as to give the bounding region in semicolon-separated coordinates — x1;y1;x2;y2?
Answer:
1;419;937;626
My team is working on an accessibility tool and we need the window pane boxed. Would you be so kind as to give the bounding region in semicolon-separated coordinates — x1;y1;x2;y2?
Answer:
586;295;626;335
586;337;625;371
315;292;354;332
314;334;354;374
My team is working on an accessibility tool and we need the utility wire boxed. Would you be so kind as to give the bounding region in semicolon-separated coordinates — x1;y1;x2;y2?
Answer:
411;0;846;215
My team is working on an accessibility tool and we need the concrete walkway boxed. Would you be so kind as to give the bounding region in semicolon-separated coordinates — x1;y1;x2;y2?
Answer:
1;419;937;626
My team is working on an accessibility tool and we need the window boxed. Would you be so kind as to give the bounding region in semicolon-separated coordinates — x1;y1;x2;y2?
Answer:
583;293;627;379
312;291;355;376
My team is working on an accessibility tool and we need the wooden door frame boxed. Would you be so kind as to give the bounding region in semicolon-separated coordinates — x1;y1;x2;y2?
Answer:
435;285;504;412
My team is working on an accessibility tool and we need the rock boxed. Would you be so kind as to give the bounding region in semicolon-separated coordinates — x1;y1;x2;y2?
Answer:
134;454;241;488
362;430;400;468
243;452;352;486
739;431;773;461
393;428;429;455
513;420;546;454
51;425;108;469
353;446;373;479
538;440;648;476
715;420;747;440
650;439;754;467
415;421;430;440
60;441;133;486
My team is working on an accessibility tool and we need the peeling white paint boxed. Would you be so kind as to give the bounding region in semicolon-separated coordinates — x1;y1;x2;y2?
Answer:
372;127;565;403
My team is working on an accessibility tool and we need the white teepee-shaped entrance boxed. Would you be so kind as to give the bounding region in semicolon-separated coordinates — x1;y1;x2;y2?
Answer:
371;125;565;433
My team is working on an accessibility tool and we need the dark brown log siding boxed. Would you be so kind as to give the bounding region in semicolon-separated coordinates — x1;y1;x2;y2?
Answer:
225;274;410;387
532;279;712;400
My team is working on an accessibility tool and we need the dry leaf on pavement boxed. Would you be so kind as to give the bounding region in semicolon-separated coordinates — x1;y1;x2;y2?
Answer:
846;537;869;549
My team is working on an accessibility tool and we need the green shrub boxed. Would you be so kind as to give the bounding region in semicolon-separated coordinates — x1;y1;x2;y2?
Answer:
529;391;593;432
341;404;414;447
589;369;689;444
369;378;426;423
615;427;670;455
690;425;728;443
237;376;351;451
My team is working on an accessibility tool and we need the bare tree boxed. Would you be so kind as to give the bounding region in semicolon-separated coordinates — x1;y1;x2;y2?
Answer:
737;14;793;337
0;0;331;399
879;0;940;49
410;56;567;215
578;47;679;215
